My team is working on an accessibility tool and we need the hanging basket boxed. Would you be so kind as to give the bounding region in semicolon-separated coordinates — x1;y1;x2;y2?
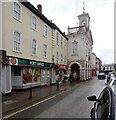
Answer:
0;56;10;67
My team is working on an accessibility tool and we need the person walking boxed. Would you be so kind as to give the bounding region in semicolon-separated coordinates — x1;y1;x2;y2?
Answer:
69;72;73;86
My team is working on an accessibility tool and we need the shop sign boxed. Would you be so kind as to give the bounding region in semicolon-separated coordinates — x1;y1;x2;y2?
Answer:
57;65;69;69
9;58;18;65
18;58;53;68
59;65;64;69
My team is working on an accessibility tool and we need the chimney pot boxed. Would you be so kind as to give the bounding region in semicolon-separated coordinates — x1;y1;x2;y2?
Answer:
37;4;42;13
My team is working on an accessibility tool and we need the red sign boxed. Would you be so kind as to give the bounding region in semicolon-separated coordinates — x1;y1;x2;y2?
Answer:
58;65;64;69
11;58;17;64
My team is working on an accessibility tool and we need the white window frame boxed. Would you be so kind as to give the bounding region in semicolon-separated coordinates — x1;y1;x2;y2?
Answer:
57;52;59;64
13;2;22;22
64;40;67;49
61;36;63;48
43;44;47;58
64;56;66;65
32;14;37;31
44;24;48;37
61;54;63;64
72;41;78;55
13;30;22;53
57;32;59;46
32;39;37;56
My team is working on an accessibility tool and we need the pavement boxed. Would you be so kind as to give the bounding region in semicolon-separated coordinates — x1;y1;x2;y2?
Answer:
2;80;79;116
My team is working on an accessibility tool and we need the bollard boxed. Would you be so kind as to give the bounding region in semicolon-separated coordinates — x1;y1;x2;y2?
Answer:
29;86;32;98
56;81;59;91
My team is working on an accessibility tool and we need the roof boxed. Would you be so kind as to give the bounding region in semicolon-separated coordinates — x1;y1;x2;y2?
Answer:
52;23;68;40
20;1;68;40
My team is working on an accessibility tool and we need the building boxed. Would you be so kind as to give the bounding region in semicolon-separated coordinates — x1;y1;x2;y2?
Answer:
0;1;68;94
102;63;114;75
91;53;96;76
67;12;93;81
96;57;100;76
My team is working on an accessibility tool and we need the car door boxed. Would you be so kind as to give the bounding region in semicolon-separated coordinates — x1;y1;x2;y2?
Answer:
95;88;111;120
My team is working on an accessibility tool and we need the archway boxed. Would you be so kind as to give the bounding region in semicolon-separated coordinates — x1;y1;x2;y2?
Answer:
71;63;80;81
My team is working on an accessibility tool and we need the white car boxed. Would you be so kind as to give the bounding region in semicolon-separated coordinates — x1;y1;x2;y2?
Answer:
107;74;116;86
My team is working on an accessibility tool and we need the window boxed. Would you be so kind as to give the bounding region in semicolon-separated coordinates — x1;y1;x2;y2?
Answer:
64;40;67;49
96;90;110;119
61;54;63;64
61;37;63;48
32;15;37;31
72;41;78;54
57;32;59;46
13;2;22;22
13;31;21;52
43;44;47;58
44;24;48;37
64;56;66;65
56;52;59;64
32;39;37;56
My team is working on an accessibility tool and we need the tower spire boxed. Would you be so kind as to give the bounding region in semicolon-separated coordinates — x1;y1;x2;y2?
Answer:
83;2;85;14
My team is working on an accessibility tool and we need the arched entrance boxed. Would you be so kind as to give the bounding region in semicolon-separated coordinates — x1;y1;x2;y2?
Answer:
71;63;80;81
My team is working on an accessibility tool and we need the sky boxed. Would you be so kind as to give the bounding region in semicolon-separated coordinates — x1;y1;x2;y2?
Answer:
28;0;115;65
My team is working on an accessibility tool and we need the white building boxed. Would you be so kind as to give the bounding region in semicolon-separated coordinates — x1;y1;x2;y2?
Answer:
67;13;93;81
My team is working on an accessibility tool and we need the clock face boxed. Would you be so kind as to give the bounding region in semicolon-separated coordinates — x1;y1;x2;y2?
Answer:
82;20;85;25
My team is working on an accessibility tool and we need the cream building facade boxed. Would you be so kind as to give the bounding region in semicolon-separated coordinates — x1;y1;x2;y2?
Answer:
0;1;68;93
67;13;93;81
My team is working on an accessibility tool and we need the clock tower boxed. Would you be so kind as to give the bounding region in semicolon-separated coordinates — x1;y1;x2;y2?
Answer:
78;13;90;30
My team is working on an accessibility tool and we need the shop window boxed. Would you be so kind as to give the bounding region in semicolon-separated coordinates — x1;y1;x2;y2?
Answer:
14;66;21;76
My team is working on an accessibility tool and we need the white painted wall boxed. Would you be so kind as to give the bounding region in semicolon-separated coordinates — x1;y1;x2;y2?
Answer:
0;2;2;50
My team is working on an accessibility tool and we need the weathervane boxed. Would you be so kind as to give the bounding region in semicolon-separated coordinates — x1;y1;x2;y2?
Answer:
83;2;85;14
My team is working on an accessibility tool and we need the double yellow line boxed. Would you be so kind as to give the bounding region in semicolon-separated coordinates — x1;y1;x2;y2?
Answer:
3;90;68;119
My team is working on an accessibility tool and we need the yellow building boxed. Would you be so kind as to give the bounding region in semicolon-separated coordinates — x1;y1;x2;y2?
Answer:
0;1;68;93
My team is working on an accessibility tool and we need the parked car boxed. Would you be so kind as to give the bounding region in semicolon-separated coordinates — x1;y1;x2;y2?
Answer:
98;73;106;79
88;86;116;120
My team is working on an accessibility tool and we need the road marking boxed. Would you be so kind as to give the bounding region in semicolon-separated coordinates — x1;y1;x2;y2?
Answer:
3;90;68;119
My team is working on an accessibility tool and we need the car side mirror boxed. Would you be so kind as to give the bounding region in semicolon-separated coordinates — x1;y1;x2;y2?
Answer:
87;96;98;102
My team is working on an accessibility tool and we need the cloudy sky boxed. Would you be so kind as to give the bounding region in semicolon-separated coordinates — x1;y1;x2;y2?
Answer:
28;0;114;64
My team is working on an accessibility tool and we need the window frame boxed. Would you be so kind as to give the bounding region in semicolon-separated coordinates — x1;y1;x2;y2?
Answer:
13;2;22;22
56;52;59;64
13;30;22;53
61;54;63;64
32;14;38;31
32;39;37;56
44;24;48;37
72;41;78;55
43;44;47;58
57;32;59;46
61;36;63;48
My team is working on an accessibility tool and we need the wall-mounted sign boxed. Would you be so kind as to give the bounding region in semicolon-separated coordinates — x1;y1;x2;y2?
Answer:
9;58;18;65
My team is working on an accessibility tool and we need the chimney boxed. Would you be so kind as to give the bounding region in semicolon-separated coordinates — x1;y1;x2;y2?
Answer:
63;32;65;35
37;4;42;13
49;20;52;23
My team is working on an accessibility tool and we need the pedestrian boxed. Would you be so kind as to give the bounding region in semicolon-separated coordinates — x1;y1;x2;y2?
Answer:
69;72;73;86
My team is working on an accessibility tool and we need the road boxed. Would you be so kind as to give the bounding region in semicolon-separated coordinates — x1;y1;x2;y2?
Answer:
5;77;106;119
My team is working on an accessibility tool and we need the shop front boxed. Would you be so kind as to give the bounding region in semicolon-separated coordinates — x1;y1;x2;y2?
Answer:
9;57;53;89
54;64;69;82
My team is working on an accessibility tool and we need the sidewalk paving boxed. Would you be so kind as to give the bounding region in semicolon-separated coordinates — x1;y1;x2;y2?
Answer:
2;80;79;116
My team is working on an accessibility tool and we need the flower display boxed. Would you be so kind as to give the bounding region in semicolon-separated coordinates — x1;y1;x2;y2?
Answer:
0;56;10;67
